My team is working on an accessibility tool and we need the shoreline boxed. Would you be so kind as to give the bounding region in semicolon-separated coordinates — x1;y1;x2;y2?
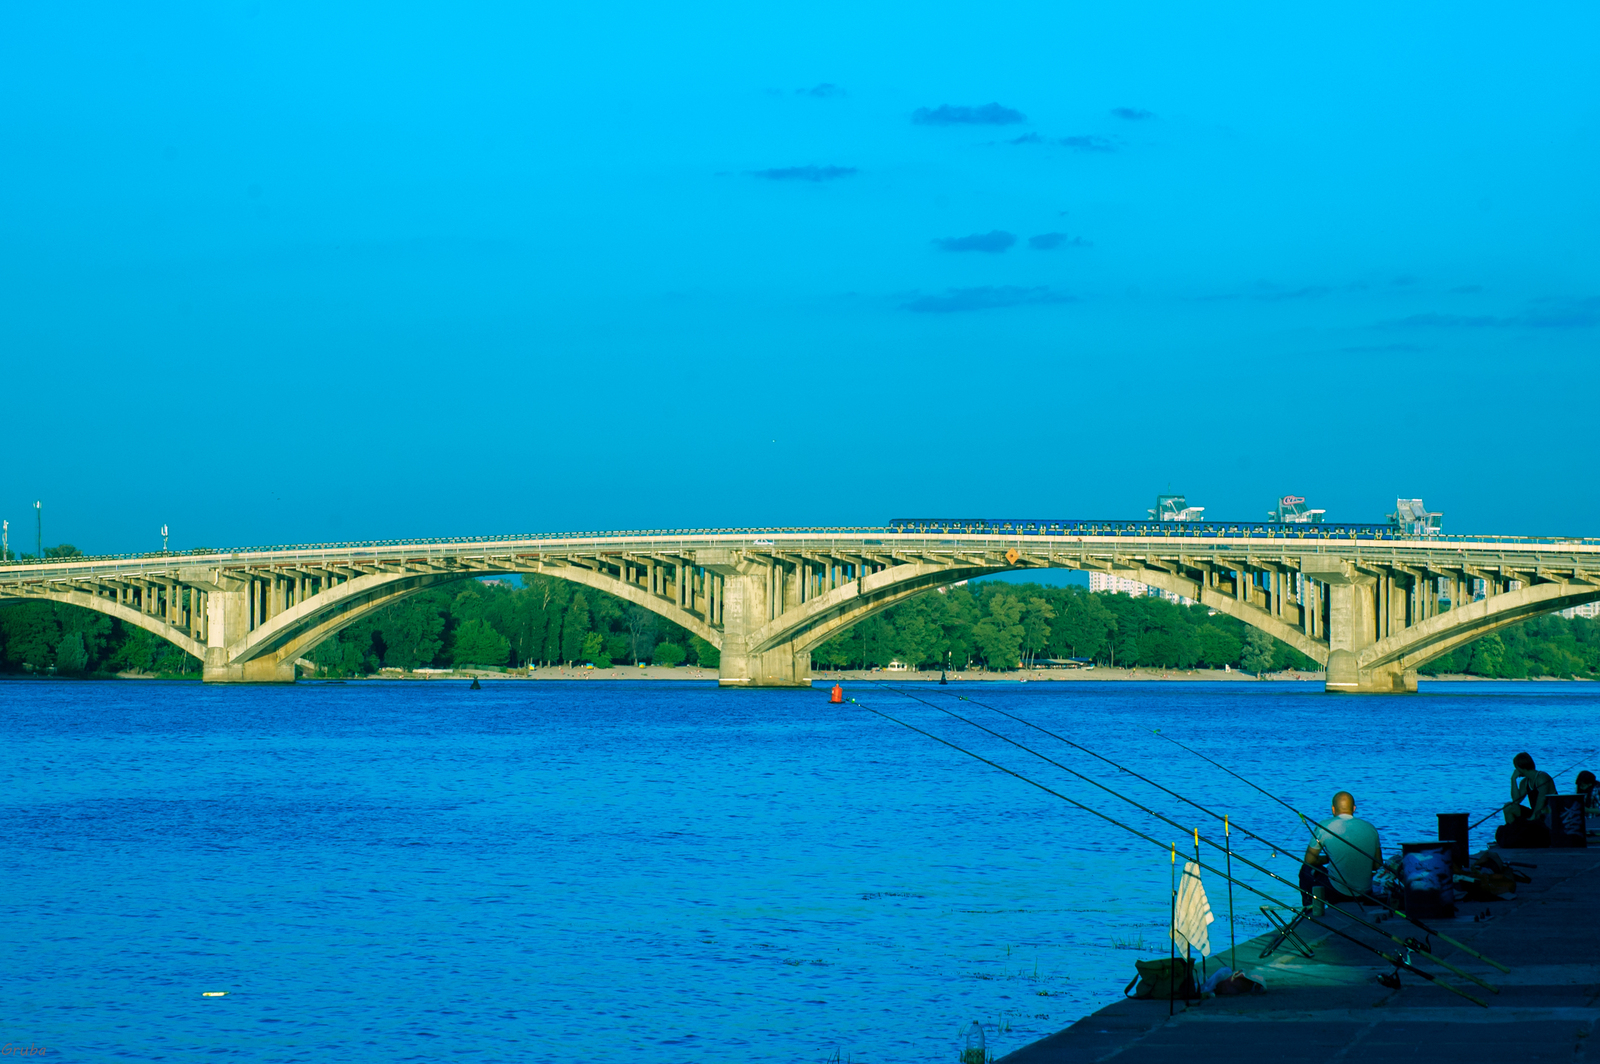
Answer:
2;669;1590;683
320;667;1589;684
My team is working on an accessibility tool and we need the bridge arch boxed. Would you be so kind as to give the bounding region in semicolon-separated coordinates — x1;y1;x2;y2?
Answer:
225;562;718;679
759;563;1005;656
1361;582;1600;675
0;589;205;662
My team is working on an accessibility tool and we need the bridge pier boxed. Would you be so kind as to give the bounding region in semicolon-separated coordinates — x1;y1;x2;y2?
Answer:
188;571;299;683
1325;649;1418;694
709;562;813;688
1312;560;1420;694
202;653;297;684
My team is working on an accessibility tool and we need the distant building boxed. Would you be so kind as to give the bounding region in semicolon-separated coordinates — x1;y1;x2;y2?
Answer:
1560;601;1600;620
1149;494;1206;522
1090;572;1153;596
1389;498;1444;536
1089;571;1193;607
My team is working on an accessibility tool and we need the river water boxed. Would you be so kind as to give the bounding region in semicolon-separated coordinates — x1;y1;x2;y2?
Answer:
4;678;1595;1062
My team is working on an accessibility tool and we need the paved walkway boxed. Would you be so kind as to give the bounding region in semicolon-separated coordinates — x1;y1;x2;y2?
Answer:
1000;849;1600;1063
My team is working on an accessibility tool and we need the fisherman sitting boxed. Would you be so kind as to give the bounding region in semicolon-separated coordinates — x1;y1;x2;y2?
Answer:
1496;752;1555;848
1300;791;1383;908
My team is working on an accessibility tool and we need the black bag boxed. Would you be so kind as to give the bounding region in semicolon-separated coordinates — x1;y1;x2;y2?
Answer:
1495;816;1550;849
1124;958;1195;1000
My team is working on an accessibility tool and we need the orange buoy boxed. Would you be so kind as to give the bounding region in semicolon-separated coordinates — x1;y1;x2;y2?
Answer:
829;683;844;704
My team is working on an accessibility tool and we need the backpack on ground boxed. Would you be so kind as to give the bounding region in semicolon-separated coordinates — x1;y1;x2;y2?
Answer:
1124;957;1195;1000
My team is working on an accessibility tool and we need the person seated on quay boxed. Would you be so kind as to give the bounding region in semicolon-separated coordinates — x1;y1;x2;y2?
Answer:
1576;770;1598;812
1495;752;1556;848
1503;752;1555;824
1300;791;1383;908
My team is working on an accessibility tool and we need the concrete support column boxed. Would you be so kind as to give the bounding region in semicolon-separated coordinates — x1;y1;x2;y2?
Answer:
185;570;294;683
1308;558;1413;694
711;562;810;688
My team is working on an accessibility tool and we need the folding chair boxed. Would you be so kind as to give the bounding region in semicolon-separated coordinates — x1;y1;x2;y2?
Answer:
1258;904;1316;959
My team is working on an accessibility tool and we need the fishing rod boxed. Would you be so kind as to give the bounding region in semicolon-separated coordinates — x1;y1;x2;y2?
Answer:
1467;749;1600;831
848;695;1490;1007
1148;727;1395;872
889;683;1509;976
1159;719;1578;858
1148;728;1305;824
1143;721;1511;974
893;684;1301;858
868;685;1501;994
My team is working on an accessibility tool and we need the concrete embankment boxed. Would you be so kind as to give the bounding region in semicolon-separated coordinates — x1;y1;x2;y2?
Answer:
1001;849;1600;1063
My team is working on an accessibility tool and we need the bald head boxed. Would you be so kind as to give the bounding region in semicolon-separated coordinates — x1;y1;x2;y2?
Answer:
1331;791;1356;815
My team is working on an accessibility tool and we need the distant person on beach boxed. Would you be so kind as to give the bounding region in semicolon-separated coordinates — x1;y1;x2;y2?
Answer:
1300;791;1383;905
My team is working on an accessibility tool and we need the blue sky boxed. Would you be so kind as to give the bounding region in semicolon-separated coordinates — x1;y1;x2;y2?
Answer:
3;3;1597;553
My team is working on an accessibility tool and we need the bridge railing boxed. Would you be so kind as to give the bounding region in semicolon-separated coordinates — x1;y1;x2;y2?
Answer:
2;522;1599;575
0;527;894;570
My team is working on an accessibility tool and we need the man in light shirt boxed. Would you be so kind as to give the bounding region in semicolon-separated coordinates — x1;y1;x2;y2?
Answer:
1300;791;1383;906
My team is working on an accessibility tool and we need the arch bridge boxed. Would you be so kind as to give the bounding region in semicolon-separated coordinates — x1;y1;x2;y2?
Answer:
2;524;1598;692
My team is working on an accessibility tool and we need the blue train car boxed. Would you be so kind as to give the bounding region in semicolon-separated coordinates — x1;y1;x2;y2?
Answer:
887;518;1401;541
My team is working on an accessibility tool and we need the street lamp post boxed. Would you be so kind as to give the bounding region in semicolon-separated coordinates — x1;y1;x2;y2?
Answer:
34;501;41;559
162;524;169;553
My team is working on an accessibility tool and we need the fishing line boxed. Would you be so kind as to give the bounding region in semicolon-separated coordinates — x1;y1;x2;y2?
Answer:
857;694;1491;1011
888;683;1508;976
854;691;1496;999
1147;727;1306;825
1147;727;1391;878
1145;719;1508;974
891;683;1296;858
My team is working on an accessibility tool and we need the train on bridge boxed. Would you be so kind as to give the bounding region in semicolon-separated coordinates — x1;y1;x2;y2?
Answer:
891;494;1448;541
888;517;1427;541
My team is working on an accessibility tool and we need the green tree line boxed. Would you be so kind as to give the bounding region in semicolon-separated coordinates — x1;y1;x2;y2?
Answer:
3;554;1599;679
